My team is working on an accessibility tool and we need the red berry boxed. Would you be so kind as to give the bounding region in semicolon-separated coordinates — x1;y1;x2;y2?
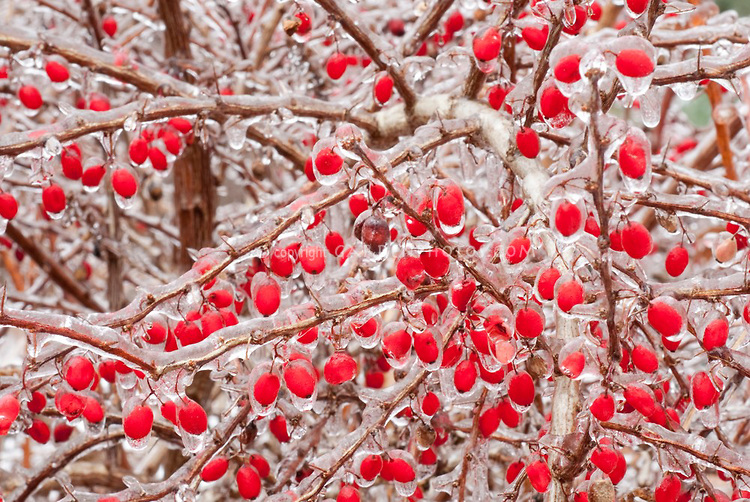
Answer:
0;394;20;435
616;49;654;77
112;169;138;199
83;396;104;423
45;61;69;82
374;75;394;104
473;27;502;61
390;458;415;483
562;5;588;35
324;352;357;385
655;474;681;502
337;484;360;502
382;329;412;361
435;182;464;226
168;117;193;134
123;405;153;439
561;351;585;378
421;392;440;416
515;307;544;338
584;214;601;237
61;146;83;180
591;446;619;474
621;222;651;259
692;371;719;409
269;415;290;442
201;456;229;482
284;361;317;398
665;246;688;276
102;16;118;37
445;11;464;33
488;85;510;111
26;419;50;444
626;0;649;14
521;24;549;51
516;128;540;159
236;464;262;499
647;301;682;338
703;317;728;350
451;280;476;311
454;360;477;393
414;330;439;364
253;276;281;316
254;373;280;406
554;201;582;236
526;460;551;493
325;231;344;256
27;391;46;414
420;248;450;278
537;267;561;301
360;454;383;480
591;394;615;421
149;147;168;171
88;94;111;111
326;53;348;80
42;184;66;213
506;236;531;264
554;54;582;83
0;193;18;220
315;147;343;176
632;344;658;373
65;356;95;391
299;245;325;274
249;453;270;478
540;85;568;119
178;399;208;435
82;164;106;187
508;371;534;407
556;279;584;313
18;85;43;109
624;385;656;417
396;256;426;290
506;461;524;483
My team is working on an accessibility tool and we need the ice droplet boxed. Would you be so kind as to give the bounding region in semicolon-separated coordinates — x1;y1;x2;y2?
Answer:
124;113;138;132
44;137;62;157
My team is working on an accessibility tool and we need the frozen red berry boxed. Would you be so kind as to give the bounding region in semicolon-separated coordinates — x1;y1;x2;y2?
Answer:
253;276;281;316
382;328;412;361
102;16;118;37
396;256;425;290
253;373;280;406
284;362;317;398
621;222;651;259
326;53;348;80
112;169;138;199
506;236;531;264
374;75;394;104
515;307;544;338
665;246;688;276
0;193;18;220
632;344;658;373
360;454;383;480
236;464;262;499
18;85;43;109
473;27;502;61
324;352;357;385
556;279;584;313
647;301;682;338
692;371;719;409
315;147;343;176
555;201;582;236
508;371;534;407
0;394;20;435
178;399;208;435
703;317;728;350
526;460;551;493
616;49;654;77
454;360;477;393
123;405;153;440
626;0;649;15
554;54;582;83
516;128;540;159
42;184;66;213
201;456;229;482
591;394;615;421
521;24;549;51
64;356;95;391
45;61;69;82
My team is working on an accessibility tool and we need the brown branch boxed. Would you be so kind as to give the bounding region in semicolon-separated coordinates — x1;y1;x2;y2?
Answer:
599;421;750;476
652;163;750;204
619;193;750;227
81;0;105;50
0;27;192;97
217;3;248;60
400;0;455;57
523;17;563;128
5;223;104;312
246;125;307;171
0;95;376;157
651;55;750;87
313;0;417;110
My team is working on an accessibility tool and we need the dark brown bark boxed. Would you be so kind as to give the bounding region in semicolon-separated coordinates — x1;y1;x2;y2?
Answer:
158;0;216;268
